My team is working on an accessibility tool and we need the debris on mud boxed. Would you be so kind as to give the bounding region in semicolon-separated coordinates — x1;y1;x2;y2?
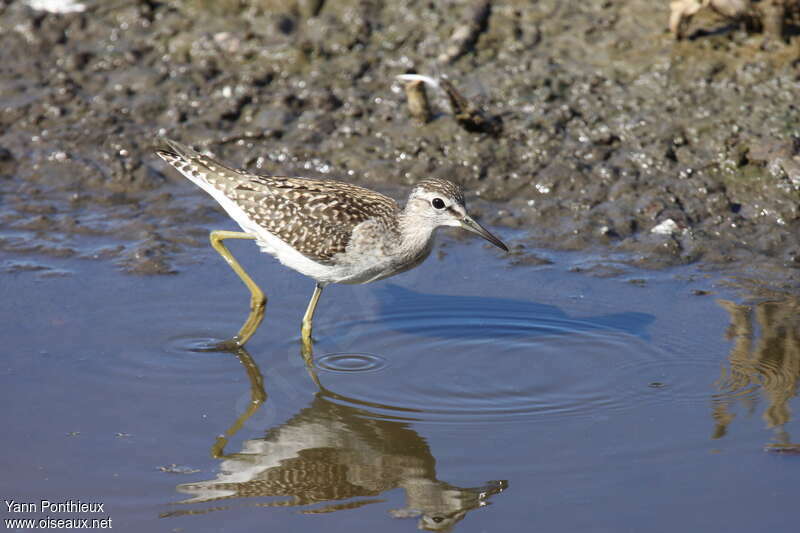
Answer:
669;0;800;41
0;0;798;282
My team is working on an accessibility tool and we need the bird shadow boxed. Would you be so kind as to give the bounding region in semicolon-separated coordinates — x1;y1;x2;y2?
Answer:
366;284;655;342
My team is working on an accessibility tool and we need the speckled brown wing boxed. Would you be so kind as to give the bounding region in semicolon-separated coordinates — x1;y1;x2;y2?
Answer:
231;175;399;263
158;140;399;264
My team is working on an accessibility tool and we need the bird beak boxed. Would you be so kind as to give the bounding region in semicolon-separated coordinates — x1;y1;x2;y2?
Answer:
460;215;508;252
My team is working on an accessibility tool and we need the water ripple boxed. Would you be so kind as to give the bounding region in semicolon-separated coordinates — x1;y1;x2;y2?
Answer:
316;352;388;373
313;291;687;424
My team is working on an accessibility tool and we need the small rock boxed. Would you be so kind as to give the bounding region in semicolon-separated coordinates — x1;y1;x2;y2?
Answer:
651;218;680;235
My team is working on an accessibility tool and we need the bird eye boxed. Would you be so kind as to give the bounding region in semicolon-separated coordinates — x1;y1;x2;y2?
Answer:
431;197;445;209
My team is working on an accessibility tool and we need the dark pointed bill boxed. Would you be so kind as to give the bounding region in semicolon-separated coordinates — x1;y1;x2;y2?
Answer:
460;215;508;252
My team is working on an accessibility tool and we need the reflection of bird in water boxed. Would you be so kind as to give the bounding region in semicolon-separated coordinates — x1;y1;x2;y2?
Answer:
164;392;506;531
156;140;507;351
161;346;505;530
713;297;800;446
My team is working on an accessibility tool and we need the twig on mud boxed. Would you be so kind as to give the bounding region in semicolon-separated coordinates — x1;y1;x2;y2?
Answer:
438;78;502;135
217;131;278;145
397;74;502;135
402;79;433;124
669;0;792;41
438;0;493;64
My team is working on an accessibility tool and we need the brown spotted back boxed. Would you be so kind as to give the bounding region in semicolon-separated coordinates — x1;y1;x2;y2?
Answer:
158;140;399;264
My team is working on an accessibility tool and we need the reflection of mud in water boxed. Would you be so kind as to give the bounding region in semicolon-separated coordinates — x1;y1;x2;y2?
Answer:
162;349;506;531
712;297;800;445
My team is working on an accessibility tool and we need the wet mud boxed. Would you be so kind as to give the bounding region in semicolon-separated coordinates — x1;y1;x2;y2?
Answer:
1;0;799;282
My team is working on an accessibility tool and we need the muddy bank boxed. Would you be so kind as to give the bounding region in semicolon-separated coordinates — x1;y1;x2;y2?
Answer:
0;0;798;281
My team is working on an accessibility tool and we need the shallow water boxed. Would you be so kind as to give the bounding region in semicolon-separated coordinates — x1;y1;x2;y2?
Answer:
2;237;798;532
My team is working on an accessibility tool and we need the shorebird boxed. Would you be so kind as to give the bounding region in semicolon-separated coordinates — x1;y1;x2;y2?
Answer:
157;139;507;350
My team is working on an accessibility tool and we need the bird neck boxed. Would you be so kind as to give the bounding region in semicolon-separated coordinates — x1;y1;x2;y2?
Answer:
396;208;438;258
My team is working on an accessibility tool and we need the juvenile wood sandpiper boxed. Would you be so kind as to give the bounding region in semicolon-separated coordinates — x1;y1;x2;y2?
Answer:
157;139;507;350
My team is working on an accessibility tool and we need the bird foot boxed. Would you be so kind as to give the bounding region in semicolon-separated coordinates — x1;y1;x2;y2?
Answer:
196;337;245;353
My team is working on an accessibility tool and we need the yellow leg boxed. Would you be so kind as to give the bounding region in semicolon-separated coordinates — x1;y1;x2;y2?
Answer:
209;230;266;349
300;284;321;374
301;284;323;344
300;286;323;384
